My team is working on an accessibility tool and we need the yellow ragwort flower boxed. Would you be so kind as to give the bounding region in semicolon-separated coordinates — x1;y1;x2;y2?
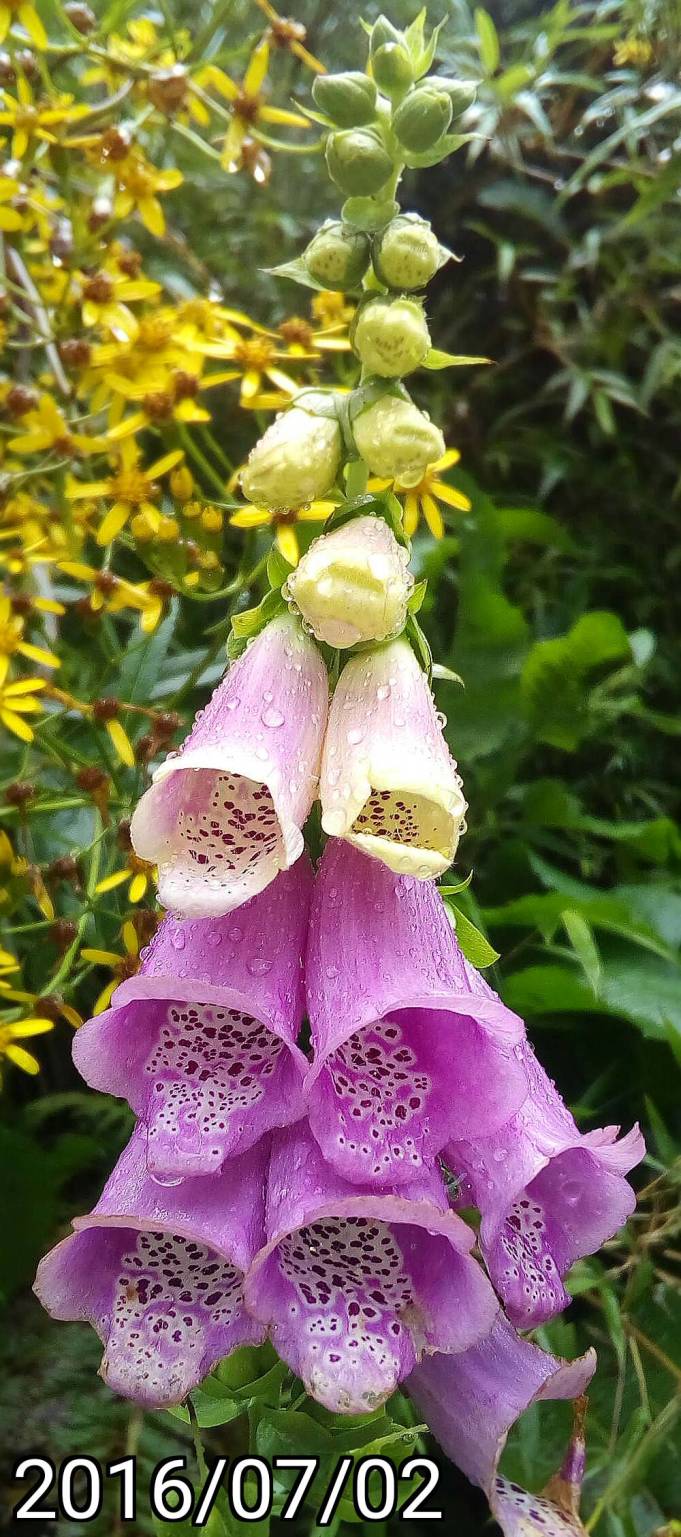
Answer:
369;449;472;538
0;594;59;685
82;920;140;1014
204;40;309;173
57;560;167;633
0;676;46;742
66;438;184;545
256;0;325;72
0;75;88;159
230;498;337;565
113;150;183;238
8;395;99;458
78;261;161;341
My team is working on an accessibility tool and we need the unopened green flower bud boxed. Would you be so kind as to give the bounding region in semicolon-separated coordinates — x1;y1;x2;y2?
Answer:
312;71;377;127
304;221;370;289
373;214;442;290
241;406;341;510
353;297;430;378
431;76;478;117
353;396;445;487
371;42;414;96
393;84;453;153
287;514;412;648
326;127;393;196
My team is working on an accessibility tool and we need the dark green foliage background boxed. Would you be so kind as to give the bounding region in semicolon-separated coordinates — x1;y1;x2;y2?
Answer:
1;1;679;1533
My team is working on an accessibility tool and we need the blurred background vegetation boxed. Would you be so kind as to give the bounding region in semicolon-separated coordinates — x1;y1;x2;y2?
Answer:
1;0;680;1533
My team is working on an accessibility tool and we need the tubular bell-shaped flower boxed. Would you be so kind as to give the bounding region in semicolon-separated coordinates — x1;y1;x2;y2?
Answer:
130;614;328;916
304;840;528;1186
34;1129;267;1408
406;1316;596;1537
73;861;312;1179
320;637;466;878
446;1043;645;1328
245;1122;499;1414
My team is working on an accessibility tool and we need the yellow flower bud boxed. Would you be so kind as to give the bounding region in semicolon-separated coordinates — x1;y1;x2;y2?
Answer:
373;214;442;291
353;298;430;378
241;405;342;511
353;396;445;487
170;464;194;502
131;511;158;542
157;515;181;543
287;514;413;649
200;507;223;533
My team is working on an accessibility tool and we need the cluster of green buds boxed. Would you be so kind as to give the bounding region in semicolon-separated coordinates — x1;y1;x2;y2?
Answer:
239;10;480;658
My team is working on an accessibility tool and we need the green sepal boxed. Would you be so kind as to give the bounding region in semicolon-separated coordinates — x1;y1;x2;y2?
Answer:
403;131;479;169
405;611;432;679
439;870;474;898
408;577;428;613
263;256;330;292
228;586;287;658
423;346;491;369
432;660;465;685
445;903;500;968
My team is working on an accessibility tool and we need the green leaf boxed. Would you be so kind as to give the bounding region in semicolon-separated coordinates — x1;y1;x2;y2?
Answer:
475;8;501;73
495;507;577;552
404;132;478;169
407;577;427;614
447;903;500;967
520;611;631;750
263;256;329;292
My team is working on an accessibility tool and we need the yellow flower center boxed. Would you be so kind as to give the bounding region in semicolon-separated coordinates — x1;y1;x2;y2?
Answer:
110;468;156;505
137;316;175;350
14;106;38;131
234;90;261;124
279;317;313;347
234;336;275;370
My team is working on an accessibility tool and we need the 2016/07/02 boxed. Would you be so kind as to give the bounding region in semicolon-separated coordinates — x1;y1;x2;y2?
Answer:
13;1453;442;1524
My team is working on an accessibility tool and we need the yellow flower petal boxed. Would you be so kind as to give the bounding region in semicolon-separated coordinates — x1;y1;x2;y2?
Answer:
95;870;130;894
230;507;272;529
0;708;34;742
244;39;269;95
432;482;472;512
19;3;48;49
17;641;60;669
128;872;148;903
97;503;130;545
82;948;121;966
106;718;135;767
93;980;117;1014
421;492;445;539
10;1018;54;1038
275;524;299;565
4;1044;40;1074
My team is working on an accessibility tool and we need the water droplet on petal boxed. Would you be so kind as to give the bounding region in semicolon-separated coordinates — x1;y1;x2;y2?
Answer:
247;956;272;976
262;707;285;728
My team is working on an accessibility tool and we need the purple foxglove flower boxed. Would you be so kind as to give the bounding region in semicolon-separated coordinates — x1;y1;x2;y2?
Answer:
320;637;466;879
130;614;328;917
73;861;312;1179
34;1128;267;1408
446;1042;644;1327
245;1122;499;1414
304;840;528;1186
406;1315;596;1536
